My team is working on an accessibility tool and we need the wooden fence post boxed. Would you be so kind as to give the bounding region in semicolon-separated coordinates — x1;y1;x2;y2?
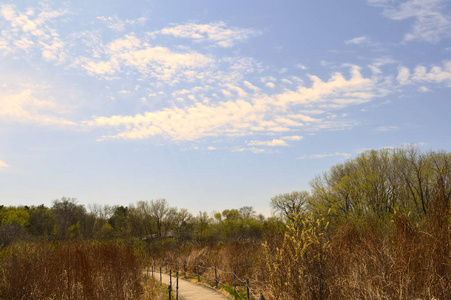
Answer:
176;271;179;300
233;270;236;294
215;266;218;288
246;279;250;300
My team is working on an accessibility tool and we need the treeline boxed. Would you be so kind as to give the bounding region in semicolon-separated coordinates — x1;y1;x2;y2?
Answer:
310;147;450;222
0;198;279;249
267;147;451;223
1;147;449;247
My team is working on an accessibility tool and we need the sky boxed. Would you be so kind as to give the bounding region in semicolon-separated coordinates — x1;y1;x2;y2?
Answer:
1;0;450;215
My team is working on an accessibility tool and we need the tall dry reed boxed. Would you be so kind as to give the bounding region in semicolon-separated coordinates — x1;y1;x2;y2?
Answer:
0;241;144;300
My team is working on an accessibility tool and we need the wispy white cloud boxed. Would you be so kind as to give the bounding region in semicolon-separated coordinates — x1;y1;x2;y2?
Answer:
368;0;451;43
399;142;427;148
265;82;275;88
377;125;399;131
75;34;214;82
0;78;75;126
288;114;321;122
356;142;427;153
0;160;9;168
369;57;395;75
396;61;451;87
411;61;451;84
85;66;386;143
155;22;260;47
297;152;351;160
0;4;67;61
243;80;260;92
281;135;303;141
247;139;289;147
97;15;146;31
275;66;385;109
232;147;266;154
418;85;431;92
345;35;378;47
295;64;307;70
397;66;411;85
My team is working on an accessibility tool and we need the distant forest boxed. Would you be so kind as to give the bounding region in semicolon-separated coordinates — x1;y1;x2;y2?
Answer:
1;147;450;299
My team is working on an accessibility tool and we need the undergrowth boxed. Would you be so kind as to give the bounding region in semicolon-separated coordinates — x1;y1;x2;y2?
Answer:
0;241;145;300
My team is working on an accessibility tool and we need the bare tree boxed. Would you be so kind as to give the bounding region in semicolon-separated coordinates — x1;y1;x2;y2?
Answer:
271;191;309;222
148;199;171;237
52;197;86;239
239;206;256;219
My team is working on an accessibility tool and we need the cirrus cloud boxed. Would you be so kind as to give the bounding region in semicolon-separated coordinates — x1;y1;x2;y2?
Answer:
155;21;261;48
368;0;451;43
0;4;67;61
85;66;386;144
75;34;215;82
297;152;351;160
247;139;289;147
0;84;75;126
0;160;9;168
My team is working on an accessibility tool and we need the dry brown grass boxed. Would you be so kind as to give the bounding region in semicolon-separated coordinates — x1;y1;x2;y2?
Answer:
0;241;144;300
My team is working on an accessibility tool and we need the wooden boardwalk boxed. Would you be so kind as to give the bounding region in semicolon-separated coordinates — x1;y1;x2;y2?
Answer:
151;272;230;300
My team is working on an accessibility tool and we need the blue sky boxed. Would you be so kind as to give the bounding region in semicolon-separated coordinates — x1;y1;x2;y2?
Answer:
1;0;450;215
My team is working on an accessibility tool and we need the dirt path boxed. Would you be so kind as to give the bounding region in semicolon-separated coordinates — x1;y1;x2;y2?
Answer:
150;272;230;300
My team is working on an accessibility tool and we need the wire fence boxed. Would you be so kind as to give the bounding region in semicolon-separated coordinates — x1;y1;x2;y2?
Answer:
146;259;266;300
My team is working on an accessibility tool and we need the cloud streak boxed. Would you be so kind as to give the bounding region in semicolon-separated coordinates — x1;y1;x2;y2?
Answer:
85;66;386;145
155;22;260;47
0;160;9;168
345;35;378;47
0;78;76;127
247;139;289;147
369;0;451;43
297;152;351;160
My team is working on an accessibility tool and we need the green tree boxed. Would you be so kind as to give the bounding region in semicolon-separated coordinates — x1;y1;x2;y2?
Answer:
0;207;29;227
195;211;211;242
309;147;451;224
68;221;82;239
109;205;128;237
0;206;30;245
28;205;56;237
